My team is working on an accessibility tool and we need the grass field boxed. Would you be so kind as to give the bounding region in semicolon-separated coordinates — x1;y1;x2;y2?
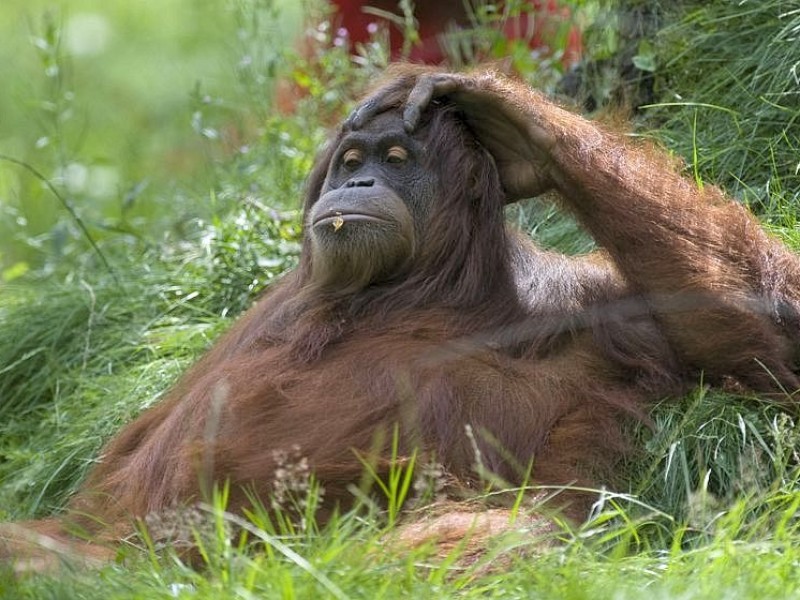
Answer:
2;1;800;597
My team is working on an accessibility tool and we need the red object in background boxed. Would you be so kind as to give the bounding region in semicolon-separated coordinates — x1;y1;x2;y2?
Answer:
275;1;582;113
329;0;582;66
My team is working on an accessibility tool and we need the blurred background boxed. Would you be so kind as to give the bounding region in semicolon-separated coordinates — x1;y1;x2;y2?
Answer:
0;0;305;279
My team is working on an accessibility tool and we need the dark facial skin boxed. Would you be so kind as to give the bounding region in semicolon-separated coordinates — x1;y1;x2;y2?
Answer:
307;111;439;292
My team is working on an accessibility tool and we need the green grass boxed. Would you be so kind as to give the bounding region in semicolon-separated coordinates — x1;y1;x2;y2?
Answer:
646;0;800;214
5;490;800;598
3;0;800;597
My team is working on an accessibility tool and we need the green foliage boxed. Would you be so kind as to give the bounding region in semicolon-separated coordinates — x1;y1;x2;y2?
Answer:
7;484;800;598
0;269;220;517
624;387;800;547
439;0;575;92
0;3;210;268
506;196;595;255
0;0;305;275
647;0;800;211
186;202;302;318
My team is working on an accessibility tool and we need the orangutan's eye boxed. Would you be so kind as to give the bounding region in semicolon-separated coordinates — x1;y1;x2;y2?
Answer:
342;149;364;170
385;146;408;164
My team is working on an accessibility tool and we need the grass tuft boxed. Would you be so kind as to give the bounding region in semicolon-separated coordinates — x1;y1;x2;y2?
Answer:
648;0;800;214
